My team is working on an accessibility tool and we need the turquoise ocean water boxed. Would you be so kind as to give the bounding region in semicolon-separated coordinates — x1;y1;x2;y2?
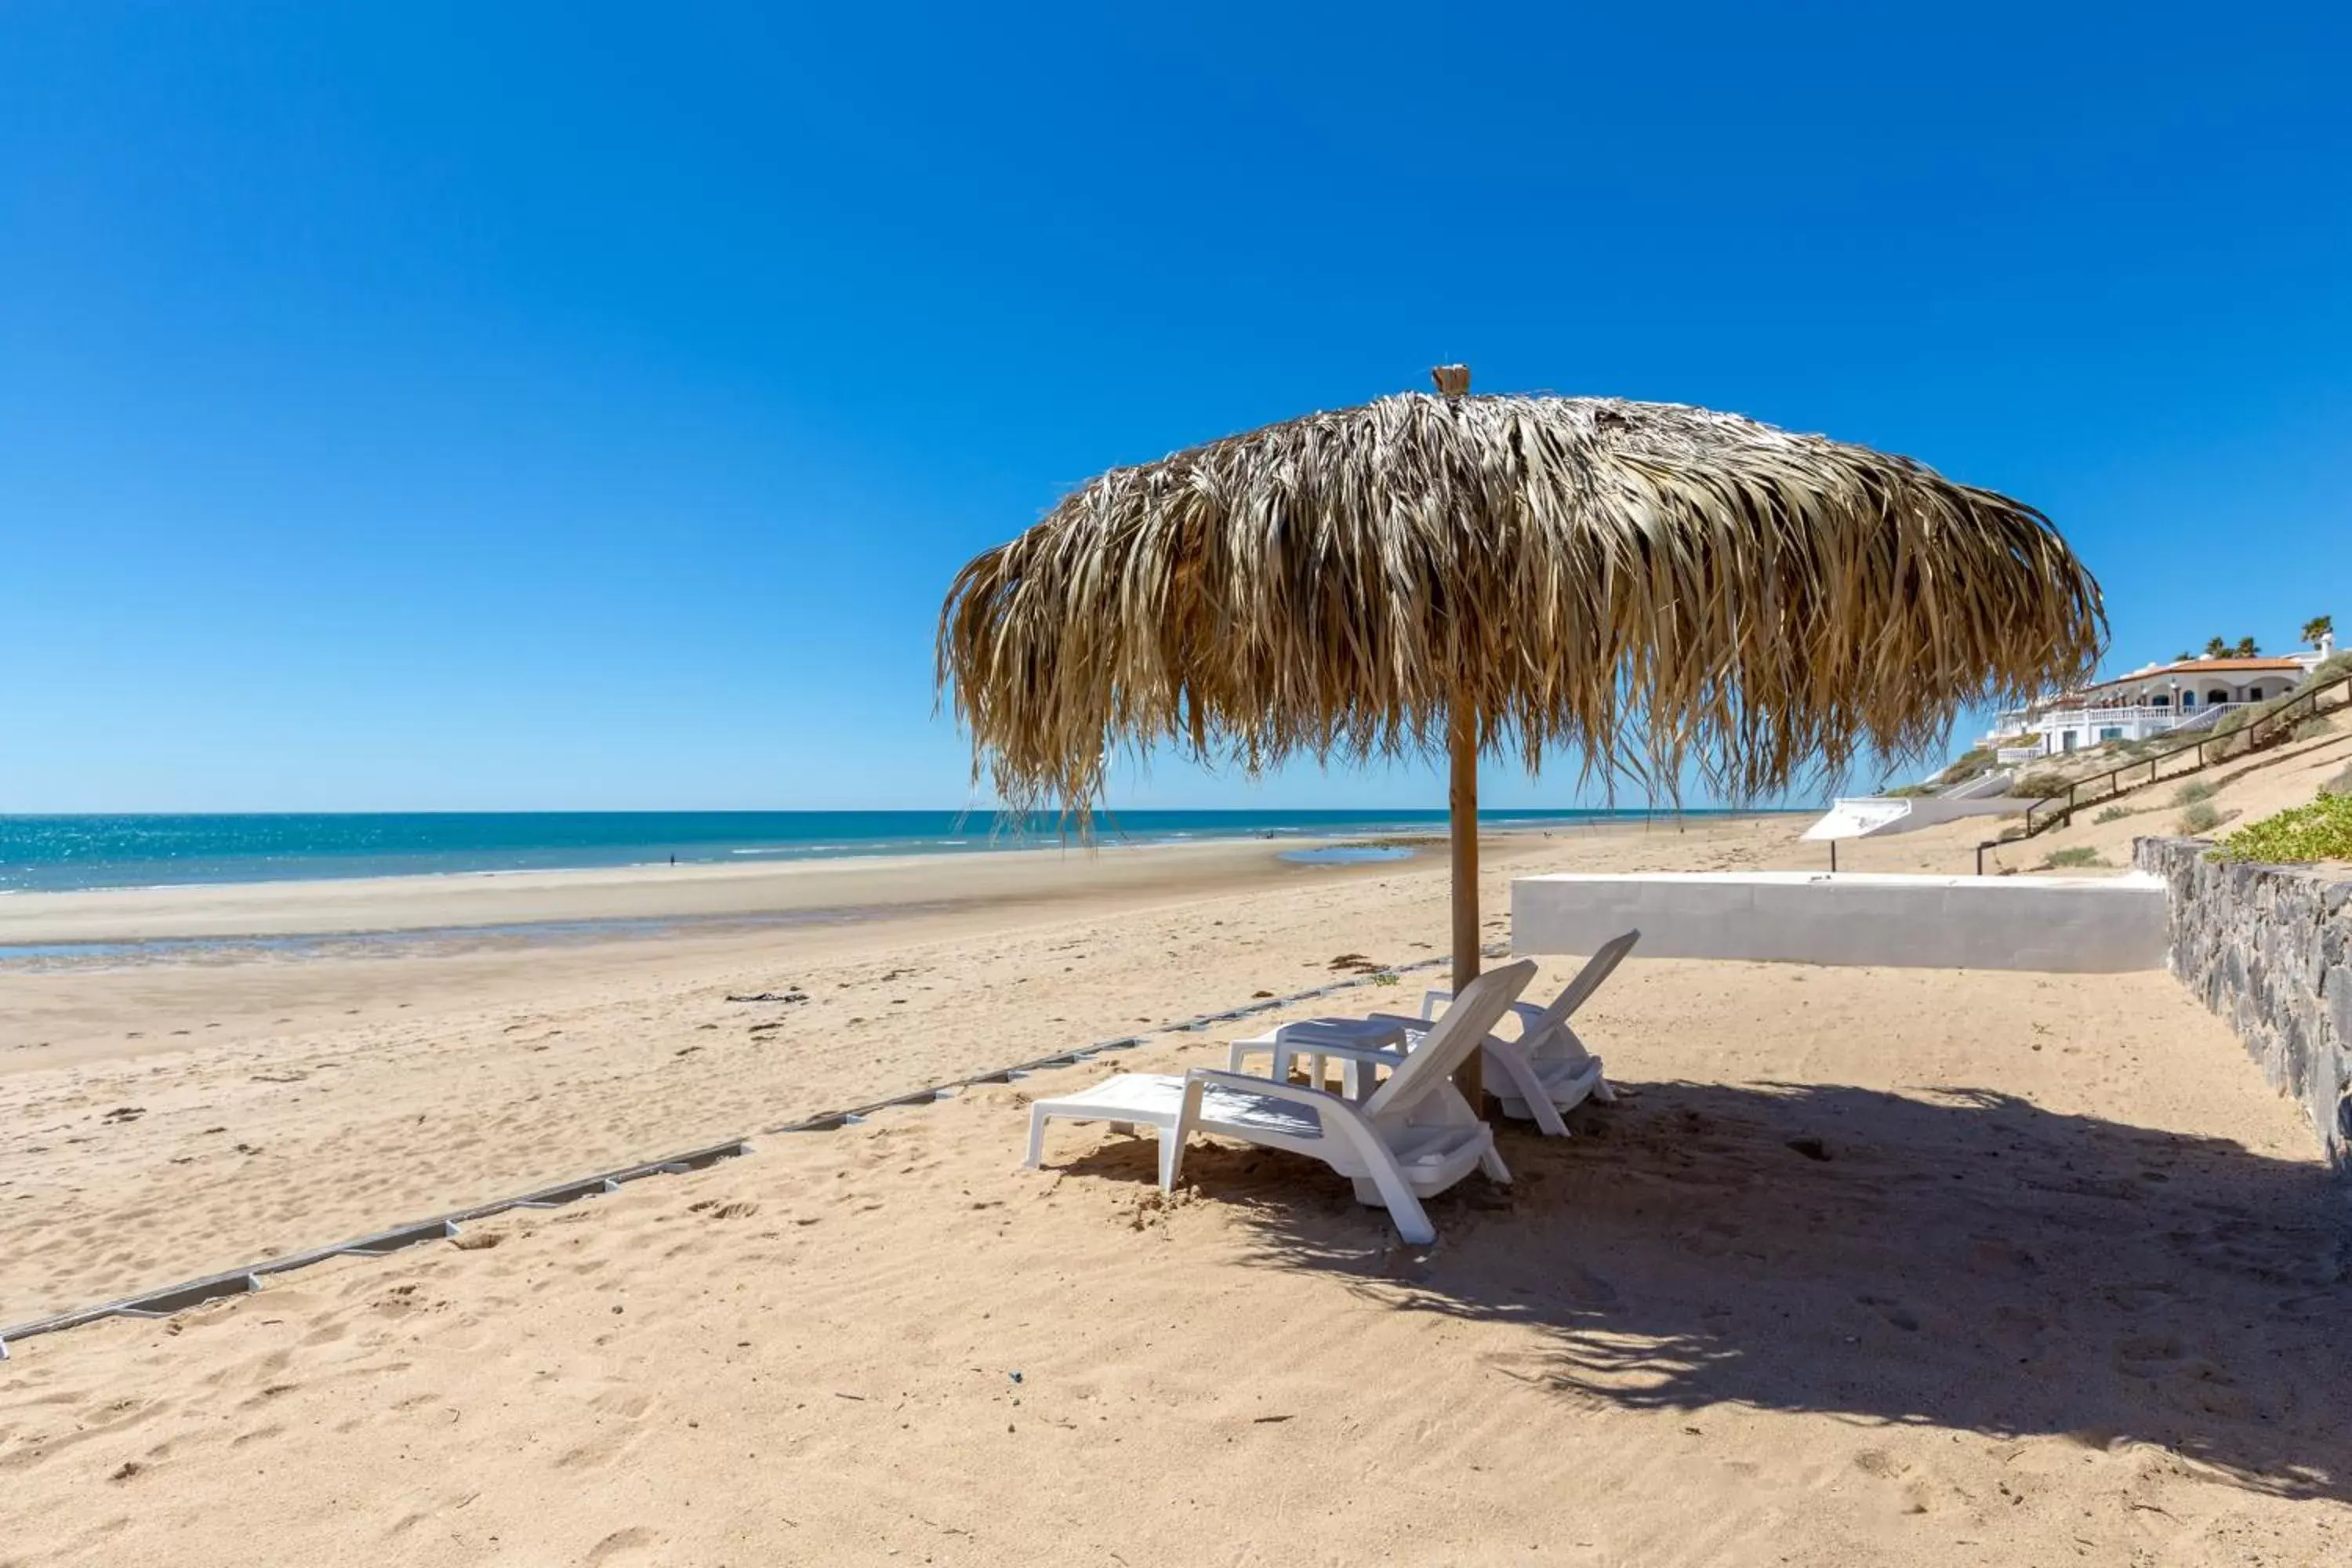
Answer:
0;809;1744;895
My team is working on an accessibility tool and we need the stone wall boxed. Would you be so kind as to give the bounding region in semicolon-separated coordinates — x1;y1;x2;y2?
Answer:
2134;837;2352;1171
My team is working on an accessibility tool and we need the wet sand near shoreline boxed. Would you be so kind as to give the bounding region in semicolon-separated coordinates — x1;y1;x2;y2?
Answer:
0;832;1403;945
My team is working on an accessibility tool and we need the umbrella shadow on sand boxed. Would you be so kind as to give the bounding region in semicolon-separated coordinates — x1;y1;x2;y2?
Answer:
1062;1078;2352;1501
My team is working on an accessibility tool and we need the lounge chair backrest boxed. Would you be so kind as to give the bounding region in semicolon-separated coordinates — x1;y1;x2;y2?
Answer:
1528;930;1640;1033
1363;959;1537;1116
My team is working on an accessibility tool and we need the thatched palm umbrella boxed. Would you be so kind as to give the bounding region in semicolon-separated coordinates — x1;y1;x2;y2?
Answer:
938;367;2103;1100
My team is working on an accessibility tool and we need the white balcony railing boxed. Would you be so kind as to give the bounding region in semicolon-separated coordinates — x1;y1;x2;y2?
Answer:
2034;701;2246;729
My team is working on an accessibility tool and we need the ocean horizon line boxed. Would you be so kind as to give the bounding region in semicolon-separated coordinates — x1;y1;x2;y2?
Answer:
0;804;1795;818
0;807;1799;896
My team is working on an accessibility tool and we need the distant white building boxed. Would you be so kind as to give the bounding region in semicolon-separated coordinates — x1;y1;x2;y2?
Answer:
1985;636;2335;762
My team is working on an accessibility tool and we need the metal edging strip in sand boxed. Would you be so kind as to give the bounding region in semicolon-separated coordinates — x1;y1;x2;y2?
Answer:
0;1138;756;1353
0;942;1517;1356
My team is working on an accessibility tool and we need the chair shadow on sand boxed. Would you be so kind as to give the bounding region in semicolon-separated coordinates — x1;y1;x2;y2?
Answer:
1058;1077;2352;1501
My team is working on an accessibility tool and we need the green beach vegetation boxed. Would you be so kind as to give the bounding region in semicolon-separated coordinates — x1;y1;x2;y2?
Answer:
2205;794;2352;864
1935;746;1994;782
1890;746;1997;797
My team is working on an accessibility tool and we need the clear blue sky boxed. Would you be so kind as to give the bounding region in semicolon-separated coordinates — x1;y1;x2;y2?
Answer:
3;3;2346;813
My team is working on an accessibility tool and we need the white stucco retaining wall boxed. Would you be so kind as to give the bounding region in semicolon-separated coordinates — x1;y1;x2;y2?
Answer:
1512;871;2169;972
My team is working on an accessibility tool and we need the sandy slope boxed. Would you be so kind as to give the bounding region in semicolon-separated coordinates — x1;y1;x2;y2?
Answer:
1990;727;2352;870
1764;726;2352;877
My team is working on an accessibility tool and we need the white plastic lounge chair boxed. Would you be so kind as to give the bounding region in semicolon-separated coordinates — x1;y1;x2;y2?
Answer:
1224;1016;1412;1099
1419;930;1636;1134
1234;931;1639;1138
1024;960;1537;1244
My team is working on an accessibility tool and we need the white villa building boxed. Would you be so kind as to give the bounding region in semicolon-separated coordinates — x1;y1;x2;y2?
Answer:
1987;636;2336;762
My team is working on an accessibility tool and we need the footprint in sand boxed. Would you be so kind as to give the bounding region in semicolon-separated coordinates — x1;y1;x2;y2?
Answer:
589;1388;655;1421
554;1399;654;1469
2101;1282;2178;1313
1966;1237;2041;1275
585;1526;661;1565
1986;1305;2045;1345
1855;1294;1921;1331
2114;1333;2185;1367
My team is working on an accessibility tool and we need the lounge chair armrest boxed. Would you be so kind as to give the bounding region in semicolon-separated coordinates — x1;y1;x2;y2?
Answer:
1506;1000;1548;1024
1419;989;1454;1020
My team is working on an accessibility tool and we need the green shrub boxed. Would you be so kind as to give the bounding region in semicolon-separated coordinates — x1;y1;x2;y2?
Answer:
1883;782;1937;798
1932;747;1994;786
2042;846;2107;869
2294;716;2336;742
2011;771;2071;799
2178;802;2223;834
2206;793;2352;863
2172;781;2216;807
2092;805;2132;824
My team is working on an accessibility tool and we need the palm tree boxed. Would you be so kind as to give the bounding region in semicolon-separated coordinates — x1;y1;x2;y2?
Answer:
2204;637;2230;658
2303;614;2333;647
2234;637;2260;658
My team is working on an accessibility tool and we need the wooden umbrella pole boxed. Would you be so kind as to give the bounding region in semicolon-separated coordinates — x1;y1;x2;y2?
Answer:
1448;702;1485;1108
1435;362;1486;1109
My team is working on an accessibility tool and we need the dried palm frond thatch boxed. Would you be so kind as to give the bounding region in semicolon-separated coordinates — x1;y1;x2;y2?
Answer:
940;385;2103;815
938;373;2104;1069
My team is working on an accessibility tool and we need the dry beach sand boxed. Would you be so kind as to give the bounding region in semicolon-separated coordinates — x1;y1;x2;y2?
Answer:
2;815;2347;1564
2;823;1781;1321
